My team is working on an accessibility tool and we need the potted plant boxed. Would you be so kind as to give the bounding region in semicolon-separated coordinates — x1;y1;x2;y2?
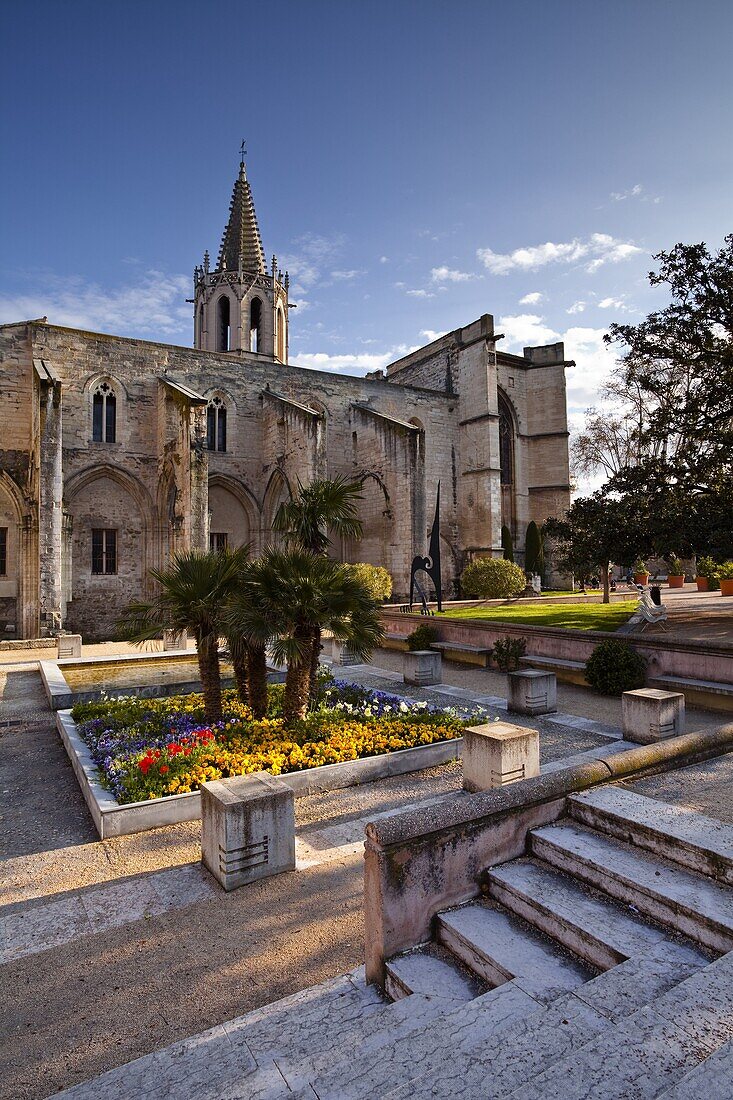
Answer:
666;555;685;589
633;558;649;586
695;555;719;592
719;562;733;598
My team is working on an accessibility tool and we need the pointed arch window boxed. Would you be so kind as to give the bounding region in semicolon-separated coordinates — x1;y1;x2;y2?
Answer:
498;393;515;487
217;296;231;352
92;382;116;443
207;397;227;452
198;304;204;349
250;297;262;352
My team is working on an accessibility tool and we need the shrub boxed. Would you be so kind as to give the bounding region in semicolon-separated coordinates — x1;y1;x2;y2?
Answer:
461;558;526;599
346;562;393;601
405;623;439;651
696;555;720;589
585;639;647;696
719;561;733;580
633;558;648;574
492;636;527;671
667;556;684;575
525;521;544;575
501;525;514;562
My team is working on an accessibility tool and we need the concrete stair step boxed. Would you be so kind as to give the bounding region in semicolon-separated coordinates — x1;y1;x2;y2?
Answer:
506;949;733;1099
385;944;486;1004
659;1039;733;1098
531;820;733;953
306;979;545;1100
487;857;667;969
380;940;709;1099
436;901;595;1004
568;785;733;885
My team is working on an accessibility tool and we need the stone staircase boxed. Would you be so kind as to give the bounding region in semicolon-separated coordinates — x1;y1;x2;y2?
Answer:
60;785;733;1099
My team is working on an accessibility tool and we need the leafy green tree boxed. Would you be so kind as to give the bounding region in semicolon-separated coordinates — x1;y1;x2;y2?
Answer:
273;476;365;698
225;549;383;725
544;493;649;603
118;548;249;724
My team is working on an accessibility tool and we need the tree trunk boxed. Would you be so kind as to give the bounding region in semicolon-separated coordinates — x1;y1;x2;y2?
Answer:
197;635;222;724
308;623;322;707
601;563;610;604
229;638;249;705
246;643;268;718
284;657;311;726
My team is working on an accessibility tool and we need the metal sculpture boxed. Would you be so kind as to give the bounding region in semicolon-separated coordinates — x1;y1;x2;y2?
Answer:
410;483;443;614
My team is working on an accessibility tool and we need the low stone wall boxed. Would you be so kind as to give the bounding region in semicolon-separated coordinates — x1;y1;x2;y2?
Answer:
363;723;733;987
57;708;462;839
380;610;733;687
0;636;57;651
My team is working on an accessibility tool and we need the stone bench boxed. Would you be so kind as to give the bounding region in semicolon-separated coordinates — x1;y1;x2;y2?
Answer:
508;670;557;716
519;655;587;686
463;720;540;792
649;674;733;715
381;633;409;652
57;634;82;659
431;641;493;668
622;687;685;744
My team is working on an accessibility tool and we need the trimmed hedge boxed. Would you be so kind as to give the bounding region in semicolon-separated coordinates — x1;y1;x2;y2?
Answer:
346;562;393;601
461;557;526;600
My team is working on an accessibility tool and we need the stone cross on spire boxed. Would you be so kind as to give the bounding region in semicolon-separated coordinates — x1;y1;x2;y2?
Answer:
216;153;266;275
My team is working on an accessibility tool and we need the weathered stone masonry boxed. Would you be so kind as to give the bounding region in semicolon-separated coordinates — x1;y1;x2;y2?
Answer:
0;163;571;640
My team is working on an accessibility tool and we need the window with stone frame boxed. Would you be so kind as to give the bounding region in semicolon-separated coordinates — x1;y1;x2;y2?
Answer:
250;297;262;352
206;397;227;452
209;532;228;553
0;527;6;576
217;295;231;352
92;382;116;443
91;528;117;575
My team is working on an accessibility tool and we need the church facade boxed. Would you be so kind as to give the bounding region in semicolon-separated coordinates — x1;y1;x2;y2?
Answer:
0;161;572;641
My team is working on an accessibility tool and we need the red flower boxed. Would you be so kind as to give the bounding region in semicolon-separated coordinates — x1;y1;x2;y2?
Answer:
160;764;169;774
168;743;182;755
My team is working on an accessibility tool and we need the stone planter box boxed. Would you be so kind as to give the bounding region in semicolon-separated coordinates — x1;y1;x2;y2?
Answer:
57;710;462;839
403;650;442;686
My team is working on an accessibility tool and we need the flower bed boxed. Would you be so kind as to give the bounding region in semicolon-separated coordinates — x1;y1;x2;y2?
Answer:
71;679;471;805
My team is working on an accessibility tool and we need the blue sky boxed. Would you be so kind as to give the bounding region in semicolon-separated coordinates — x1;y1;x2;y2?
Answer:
1;0;731;437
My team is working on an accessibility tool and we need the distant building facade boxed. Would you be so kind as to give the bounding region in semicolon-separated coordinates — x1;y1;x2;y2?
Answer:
0;161;572;640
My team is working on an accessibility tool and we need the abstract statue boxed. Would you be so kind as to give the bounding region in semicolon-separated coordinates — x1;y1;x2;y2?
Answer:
409;482;443;614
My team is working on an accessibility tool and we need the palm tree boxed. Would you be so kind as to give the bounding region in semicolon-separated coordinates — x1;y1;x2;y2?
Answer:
225;549;384;725
273;476;364;696
118;547;248;724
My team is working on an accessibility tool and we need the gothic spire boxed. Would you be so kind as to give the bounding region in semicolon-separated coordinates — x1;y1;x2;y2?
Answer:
216;158;266;275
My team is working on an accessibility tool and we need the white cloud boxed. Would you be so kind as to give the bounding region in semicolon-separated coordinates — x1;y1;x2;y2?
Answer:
330;269;366;280
290;343;418;377
379;255;389;264
598;296;625;309
567;300;586;314
420;329;447;342
477;233;642;275
281;232;347;295
562;326;618;413
406;288;435;298
0;269;191;339
519;291;543;305
610;183;662;204
430;266;475;283
497;313;560;348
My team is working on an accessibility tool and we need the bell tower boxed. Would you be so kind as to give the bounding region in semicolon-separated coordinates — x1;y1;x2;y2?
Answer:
194;155;289;361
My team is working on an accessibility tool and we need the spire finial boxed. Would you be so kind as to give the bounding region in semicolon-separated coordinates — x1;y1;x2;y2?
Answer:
239;139;247;172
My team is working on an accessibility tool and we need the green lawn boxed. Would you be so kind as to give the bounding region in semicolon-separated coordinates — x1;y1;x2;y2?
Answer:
439;600;637;632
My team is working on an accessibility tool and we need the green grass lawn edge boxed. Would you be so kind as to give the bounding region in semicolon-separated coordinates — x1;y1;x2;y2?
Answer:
434;599;638;633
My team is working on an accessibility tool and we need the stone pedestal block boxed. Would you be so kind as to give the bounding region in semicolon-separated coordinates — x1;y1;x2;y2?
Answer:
508;670;557;715
57;633;82;659
463;721;540;792
403;650;442;686
163;629;187;651
201;772;295;891
331;640;359;666
622;688;685;744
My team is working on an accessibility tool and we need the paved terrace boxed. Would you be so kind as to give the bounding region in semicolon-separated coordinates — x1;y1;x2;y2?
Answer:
0;640;728;1099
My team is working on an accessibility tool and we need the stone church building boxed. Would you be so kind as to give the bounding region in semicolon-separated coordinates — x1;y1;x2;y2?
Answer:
0;160;572;640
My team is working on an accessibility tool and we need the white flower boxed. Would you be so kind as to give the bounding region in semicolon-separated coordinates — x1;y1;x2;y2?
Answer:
399;702;409;713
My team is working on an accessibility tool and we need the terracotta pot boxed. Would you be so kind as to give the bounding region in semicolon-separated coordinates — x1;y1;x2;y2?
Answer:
668;575;684;589
696;577;709;592
634;573;649;586
721;579;733;597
